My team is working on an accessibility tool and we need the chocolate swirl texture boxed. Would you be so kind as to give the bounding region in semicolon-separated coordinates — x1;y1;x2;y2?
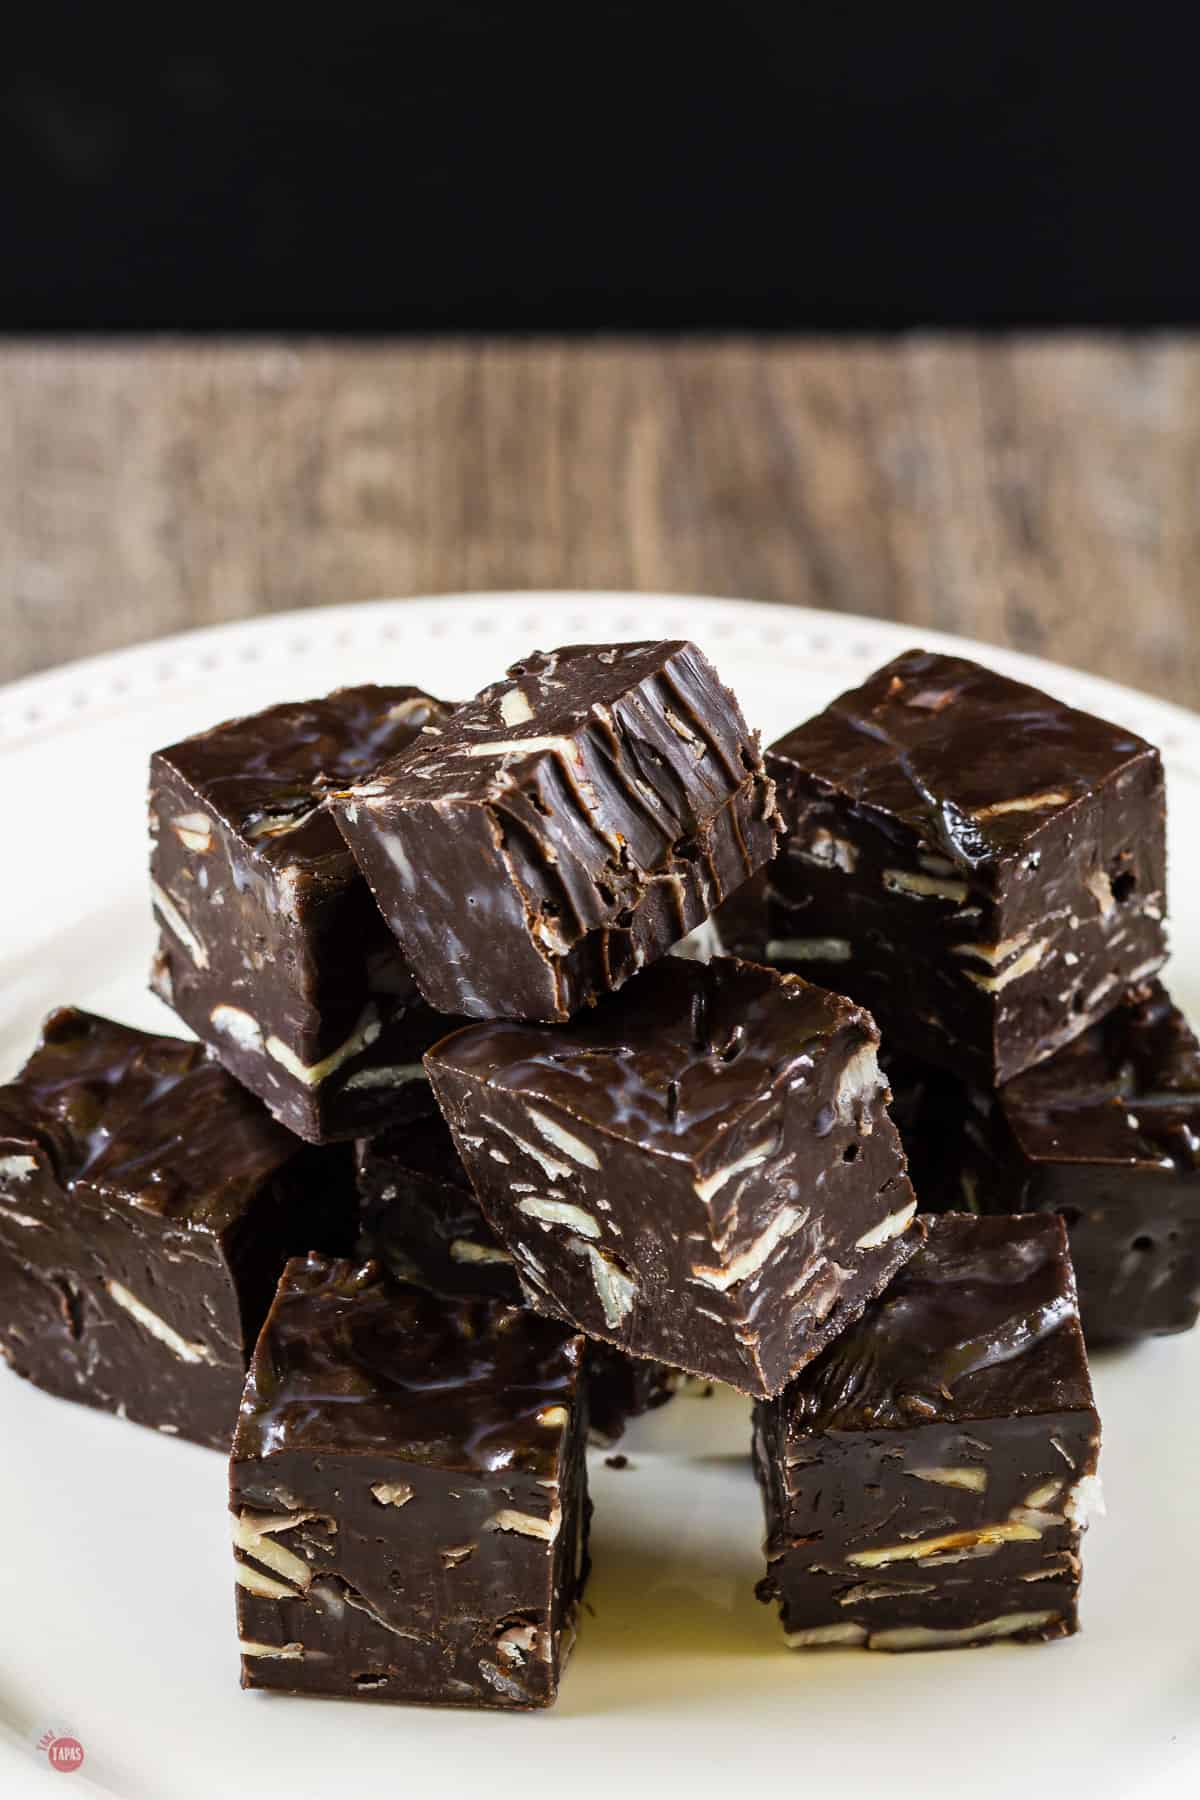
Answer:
0;1007;307;1233
785;1213;1093;1431
156;685;451;877
330;641;783;1021
770;649;1155;860
233;1255;584;1472
230;1256;590;1708
426;955;922;1397
0;1009;350;1448
150;684;459;1140
764;647;1167;1085
752;1213;1101;1653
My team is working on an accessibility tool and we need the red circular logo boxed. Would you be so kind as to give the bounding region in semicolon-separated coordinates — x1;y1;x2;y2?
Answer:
46;1736;85;1774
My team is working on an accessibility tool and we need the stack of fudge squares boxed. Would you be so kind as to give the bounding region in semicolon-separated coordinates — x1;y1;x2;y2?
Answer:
2;634;1192;1709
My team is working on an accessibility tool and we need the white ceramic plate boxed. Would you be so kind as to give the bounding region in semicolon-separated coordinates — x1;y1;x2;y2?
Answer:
1;594;1196;1800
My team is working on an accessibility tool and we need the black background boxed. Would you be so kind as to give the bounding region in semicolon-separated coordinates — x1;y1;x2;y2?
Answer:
3;8;1194;332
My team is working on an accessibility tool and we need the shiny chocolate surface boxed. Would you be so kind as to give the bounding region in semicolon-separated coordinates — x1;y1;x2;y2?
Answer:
789;1212;1093;1430
754;1211;1101;1653
0;1009;350;1449
157;684;449;874
230;1255;590;1708
764;648;1167;1085
331;642;782;1021
770;648;1154;866
233;1255;584;1474
150;684;457;1140
0;1006;302;1233
427;956;921;1397
427;953;872;1160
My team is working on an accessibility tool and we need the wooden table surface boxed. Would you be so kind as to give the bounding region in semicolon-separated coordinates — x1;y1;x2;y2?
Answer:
2;337;1198;707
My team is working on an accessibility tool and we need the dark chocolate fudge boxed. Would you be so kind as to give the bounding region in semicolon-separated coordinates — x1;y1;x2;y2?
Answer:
230;1256;589;1709
0;1009;350;1449
896;982;1200;1345
754;1213;1102;1652
150;684;458;1141
329;641;783;1021
766;649;1167;1085
426;956;922;1398
355;1111;675;1442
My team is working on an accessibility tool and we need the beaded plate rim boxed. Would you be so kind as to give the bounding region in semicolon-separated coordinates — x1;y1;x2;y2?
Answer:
2;592;1198;774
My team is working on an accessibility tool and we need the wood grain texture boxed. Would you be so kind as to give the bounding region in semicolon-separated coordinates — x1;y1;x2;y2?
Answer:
1;338;1198;707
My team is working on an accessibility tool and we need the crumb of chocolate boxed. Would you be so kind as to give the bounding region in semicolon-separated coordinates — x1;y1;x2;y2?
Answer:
605;1454;631;1471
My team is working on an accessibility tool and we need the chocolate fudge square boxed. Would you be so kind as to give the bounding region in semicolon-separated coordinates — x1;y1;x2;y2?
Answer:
150;684;458;1141
426;956;922;1398
0;1009;350;1449
754;1213;1102;1653
329;641;783;1021
898;982;1200;1345
230;1256;589;1709
766;649;1167;1085
356;1111;675;1443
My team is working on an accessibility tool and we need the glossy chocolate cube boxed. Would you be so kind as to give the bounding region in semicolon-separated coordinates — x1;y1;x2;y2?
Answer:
754;1213;1102;1652
230;1256;589;1708
426;956;922;1398
329;641;782;1022
0;1008;350;1448
766;649;1167;1085
150;684;457;1141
